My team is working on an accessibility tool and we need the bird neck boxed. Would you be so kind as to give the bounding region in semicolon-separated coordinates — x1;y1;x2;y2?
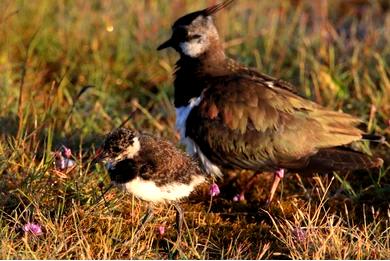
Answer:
174;43;227;108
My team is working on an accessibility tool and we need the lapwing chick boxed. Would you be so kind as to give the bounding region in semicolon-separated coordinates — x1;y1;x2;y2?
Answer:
99;128;207;236
157;0;383;205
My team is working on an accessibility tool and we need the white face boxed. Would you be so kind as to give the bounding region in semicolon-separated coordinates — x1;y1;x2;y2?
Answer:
112;136;141;162
179;36;209;58
103;136;141;170
178;15;219;58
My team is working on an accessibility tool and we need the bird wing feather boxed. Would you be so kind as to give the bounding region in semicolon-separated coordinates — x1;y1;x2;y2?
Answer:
186;75;363;170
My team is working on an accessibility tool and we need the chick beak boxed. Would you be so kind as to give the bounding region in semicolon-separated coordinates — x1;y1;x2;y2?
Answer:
92;147;106;164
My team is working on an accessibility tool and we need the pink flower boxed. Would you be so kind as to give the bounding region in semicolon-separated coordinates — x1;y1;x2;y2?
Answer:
63;146;72;159
233;193;245;202
292;227;306;242
23;222;43;236
157;225;165;236
275;168;285;178
209;183;220;197
54;151;75;170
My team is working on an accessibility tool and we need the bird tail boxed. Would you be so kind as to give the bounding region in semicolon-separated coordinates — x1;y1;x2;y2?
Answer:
303;148;383;173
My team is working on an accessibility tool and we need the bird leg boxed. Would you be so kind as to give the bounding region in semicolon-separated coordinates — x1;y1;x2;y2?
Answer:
239;172;261;200
266;168;285;206
173;203;184;242
136;205;154;233
131;205;154;243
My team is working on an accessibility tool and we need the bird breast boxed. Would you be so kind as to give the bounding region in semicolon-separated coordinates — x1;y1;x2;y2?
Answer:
175;96;223;178
175;96;202;155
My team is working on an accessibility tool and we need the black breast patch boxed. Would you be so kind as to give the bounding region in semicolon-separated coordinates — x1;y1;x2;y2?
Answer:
109;159;138;184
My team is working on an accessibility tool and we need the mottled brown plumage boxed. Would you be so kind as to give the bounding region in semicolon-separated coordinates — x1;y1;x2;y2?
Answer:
158;0;383;203
100;128;207;239
186;75;369;171
101;128;206;191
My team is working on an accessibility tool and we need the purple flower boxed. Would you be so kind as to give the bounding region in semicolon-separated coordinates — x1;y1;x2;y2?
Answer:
209;183;220;197
23;222;43;236
233;193;245;202
157;225;165;236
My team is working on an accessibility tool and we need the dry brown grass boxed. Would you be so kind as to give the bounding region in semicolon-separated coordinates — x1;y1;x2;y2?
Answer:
0;0;389;259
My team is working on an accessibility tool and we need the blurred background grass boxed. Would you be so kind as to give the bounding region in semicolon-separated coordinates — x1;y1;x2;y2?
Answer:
0;0;390;259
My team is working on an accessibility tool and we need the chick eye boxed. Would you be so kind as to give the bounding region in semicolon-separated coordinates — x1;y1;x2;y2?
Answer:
112;146;121;153
188;34;201;40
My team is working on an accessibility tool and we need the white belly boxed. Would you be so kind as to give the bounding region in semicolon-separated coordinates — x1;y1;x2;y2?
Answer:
121;176;205;203
175;97;223;179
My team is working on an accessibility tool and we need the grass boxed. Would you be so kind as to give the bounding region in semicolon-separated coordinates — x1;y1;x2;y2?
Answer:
0;0;390;259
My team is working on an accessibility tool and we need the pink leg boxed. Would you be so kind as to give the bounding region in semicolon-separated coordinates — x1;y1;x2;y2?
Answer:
266;169;285;206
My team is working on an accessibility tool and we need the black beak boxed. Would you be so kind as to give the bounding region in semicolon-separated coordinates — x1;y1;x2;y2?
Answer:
91;147;105;164
157;38;173;51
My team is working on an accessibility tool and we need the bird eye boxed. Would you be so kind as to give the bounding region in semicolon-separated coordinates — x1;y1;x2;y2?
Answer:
112;146;121;153
188;34;201;41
